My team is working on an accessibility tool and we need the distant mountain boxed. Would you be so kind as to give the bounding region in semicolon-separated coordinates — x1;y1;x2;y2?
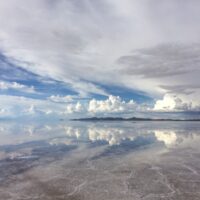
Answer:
71;117;200;121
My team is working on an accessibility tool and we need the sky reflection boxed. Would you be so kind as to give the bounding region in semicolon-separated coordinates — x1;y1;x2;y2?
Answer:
0;120;200;152
0;120;200;199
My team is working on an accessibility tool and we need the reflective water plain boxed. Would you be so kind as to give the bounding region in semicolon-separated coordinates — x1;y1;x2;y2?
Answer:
0;120;200;200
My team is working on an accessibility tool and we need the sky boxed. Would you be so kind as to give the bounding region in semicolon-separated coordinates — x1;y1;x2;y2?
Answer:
0;0;200;119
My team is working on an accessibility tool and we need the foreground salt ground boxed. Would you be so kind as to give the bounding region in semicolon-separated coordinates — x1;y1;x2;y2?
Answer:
0;121;200;200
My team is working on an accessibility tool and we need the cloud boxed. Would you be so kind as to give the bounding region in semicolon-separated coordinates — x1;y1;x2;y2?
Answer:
62;95;145;115
0;54;36;81
65;102;85;114
154;94;176;111
159;84;200;96
88;95;137;113
0;0;200;113
154;94;200;112
48;95;75;103
117;43;200;104
26;105;35;114
0;93;199;120
117;44;200;78
0;108;6;114
0;94;149;118
0;81;36;94
0;95;64;118
69;81;109;97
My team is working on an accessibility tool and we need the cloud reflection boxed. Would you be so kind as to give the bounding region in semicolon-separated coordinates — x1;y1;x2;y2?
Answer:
62;123;200;148
1;121;200;149
154;131;177;147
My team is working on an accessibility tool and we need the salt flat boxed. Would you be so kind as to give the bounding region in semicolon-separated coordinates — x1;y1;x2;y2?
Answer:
0;121;200;200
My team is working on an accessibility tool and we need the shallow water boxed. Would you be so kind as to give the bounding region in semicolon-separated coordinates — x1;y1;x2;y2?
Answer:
0;120;200;200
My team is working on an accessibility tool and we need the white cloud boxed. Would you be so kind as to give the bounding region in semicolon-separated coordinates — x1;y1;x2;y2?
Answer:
88;95;137;113
0;93;199;120
59;95;146;115
48;95;75;103
0;95;63;118
154;94;176;111
0;108;6;114
65;102;85;114
154;94;200;112
0;94;148;118
26;105;36;114
0;81;36;94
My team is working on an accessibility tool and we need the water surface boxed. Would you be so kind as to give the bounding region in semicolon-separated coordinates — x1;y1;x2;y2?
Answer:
0;120;200;200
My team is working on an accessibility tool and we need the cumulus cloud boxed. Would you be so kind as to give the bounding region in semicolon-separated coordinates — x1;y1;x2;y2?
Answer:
65;102;85;114
63;95;145;115
154;94;177;111
88;95;137;113
154;94;200;112
1;93;199;119
0;81;36;93
0;94;148;118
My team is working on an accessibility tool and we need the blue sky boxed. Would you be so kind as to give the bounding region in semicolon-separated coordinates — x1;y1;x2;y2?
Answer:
0;0;200;119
